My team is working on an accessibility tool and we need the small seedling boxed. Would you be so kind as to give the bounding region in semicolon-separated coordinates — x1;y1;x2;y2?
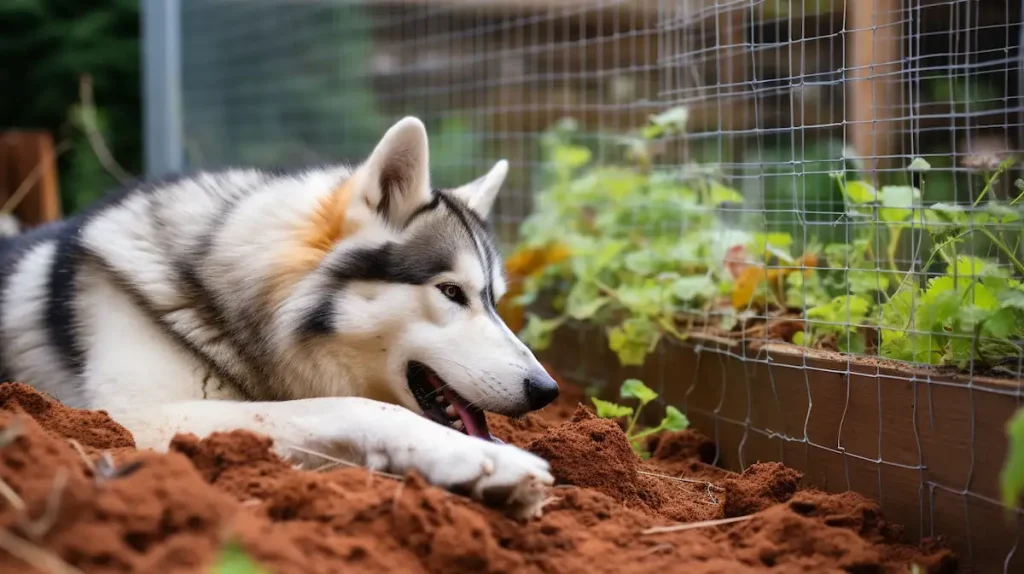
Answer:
590;378;689;457
210;540;268;574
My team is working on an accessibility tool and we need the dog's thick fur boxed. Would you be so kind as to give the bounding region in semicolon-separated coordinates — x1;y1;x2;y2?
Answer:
0;117;557;517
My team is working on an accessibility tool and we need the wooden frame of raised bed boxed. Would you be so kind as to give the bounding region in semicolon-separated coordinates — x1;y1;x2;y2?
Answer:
537;323;1024;573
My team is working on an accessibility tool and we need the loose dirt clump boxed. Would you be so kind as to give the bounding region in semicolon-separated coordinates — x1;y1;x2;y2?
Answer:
0;376;957;573
721;462;803;518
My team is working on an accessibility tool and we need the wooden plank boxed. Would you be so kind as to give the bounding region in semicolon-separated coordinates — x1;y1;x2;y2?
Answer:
846;0;904;182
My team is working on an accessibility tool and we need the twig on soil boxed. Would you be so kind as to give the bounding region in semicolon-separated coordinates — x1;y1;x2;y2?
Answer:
0;470;69;541
67;442;144;484
0;528;83;574
285;445;403;481
637;470;724;491
0;477;26;514
640;543;674;557
93;453;144;483
641;514;754;535
637;470;723;504
65;440;94;473
0;420;23;448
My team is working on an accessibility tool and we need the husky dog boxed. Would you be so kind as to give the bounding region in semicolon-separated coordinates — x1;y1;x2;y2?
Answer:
0;117;558;518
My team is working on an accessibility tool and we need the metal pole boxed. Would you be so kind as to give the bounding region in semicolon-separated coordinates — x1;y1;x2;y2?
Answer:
141;0;184;179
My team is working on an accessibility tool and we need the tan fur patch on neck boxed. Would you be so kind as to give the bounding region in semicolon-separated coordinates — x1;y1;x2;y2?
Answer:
267;181;356;305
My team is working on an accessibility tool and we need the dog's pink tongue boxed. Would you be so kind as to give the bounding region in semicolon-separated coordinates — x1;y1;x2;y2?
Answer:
441;387;491;440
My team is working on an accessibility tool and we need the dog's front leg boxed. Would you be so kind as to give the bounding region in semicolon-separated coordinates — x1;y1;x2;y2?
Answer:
116;397;554;518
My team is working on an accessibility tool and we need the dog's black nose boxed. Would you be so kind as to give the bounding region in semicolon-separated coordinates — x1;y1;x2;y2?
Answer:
525;371;560;411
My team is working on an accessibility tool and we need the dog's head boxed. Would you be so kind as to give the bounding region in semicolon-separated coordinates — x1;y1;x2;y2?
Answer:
293;117;558;439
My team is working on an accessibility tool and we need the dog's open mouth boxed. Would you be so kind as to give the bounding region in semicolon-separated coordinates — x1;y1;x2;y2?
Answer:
407;361;491;440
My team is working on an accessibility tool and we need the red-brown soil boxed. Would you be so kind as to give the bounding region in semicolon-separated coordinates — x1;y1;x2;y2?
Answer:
0;373;958;573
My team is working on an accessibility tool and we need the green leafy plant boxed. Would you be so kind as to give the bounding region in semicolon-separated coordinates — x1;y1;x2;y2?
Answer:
793;294;872;354
1001;407;1024;512
210;541;267;574
514;109;810;366
590;378;689;457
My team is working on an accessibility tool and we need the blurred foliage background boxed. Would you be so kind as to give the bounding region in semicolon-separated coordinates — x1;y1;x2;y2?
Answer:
0;0;141;214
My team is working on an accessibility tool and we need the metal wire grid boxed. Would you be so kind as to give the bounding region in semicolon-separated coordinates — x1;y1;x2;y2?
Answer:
177;0;1024;571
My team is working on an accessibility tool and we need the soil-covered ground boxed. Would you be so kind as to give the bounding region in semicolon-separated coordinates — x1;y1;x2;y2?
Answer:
0;372;958;573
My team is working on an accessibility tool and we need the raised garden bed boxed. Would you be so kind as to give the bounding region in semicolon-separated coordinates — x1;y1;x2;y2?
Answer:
499;113;1024;573
0;374;956;573
538;326;1023;574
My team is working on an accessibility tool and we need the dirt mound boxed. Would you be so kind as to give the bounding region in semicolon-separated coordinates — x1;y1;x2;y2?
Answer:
0;382;134;452
721;462;803;518
0;377;956;573
0;405;237;573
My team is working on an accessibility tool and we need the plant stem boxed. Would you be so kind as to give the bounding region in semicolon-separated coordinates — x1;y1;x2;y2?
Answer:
631;425;665;442
887;225;902;273
979;227;1024;275
972;158;1015;207
625;405;644;438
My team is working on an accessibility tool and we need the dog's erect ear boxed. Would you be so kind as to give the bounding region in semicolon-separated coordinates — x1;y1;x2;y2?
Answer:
449;160;508;220
353;116;432;226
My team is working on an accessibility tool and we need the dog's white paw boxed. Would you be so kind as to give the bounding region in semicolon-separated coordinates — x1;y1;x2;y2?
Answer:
283;398;553;519
363;417;554;519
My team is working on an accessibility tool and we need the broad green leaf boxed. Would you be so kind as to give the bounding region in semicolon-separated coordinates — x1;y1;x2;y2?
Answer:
620;378;658;406
927;203;968;226
953;255;991;278
907;157;932;172
660;405;690;432
709;182;744;206
590;397;635;420
879;185;920;223
648;106;689;132
837;331;866;355
608;318;660;366
1000;289;1024;312
672;275;718;304
981;307;1018;340
518;314;565;351
566;294;610;321
552;145;592;171
1000;407;1024;510
211;542;268;574
849;269;890;296
573;239;627;281
918;278;962;330
823;243;854;267
956;306;992;332
625;251;660;275
616;284;667;317
792;331;809;347
843;180;877;204
981;202;1022;225
807;295;872;323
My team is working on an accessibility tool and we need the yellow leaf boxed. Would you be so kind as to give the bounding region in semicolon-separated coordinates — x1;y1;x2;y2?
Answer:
505;242;571;279
499;242;571;334
732;266;768;309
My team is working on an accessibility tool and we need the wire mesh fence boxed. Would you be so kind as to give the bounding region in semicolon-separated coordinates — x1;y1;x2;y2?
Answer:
178;0;1023;570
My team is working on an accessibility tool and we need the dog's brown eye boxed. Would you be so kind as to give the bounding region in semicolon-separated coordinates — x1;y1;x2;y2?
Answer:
438;283;468;306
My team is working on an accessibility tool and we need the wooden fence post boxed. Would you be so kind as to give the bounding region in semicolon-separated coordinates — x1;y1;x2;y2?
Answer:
0;131;63;228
